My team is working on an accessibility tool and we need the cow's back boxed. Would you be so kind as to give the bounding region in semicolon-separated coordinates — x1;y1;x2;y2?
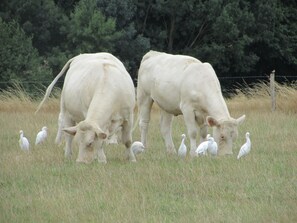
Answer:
137;51;202;114
62;53;135;121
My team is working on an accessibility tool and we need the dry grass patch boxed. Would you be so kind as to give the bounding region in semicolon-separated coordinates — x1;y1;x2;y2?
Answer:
0;83;60;113
227;81;297;114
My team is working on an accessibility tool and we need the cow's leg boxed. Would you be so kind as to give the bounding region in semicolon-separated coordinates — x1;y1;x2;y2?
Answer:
181;106;198;157
122;117;136;162
160;110;176;154
199;123;208;143
63;115;75;158
97;141;107;164
137;91;153;148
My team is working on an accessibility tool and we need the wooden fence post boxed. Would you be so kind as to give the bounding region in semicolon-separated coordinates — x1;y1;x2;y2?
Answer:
270;70;276;112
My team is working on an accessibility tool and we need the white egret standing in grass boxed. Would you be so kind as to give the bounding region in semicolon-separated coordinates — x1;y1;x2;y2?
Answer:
195;140;209;156
131;141;145;155
35;126;48;145
178;134;187;158
237;132;251;159
19;130;29;151
207;136;218;156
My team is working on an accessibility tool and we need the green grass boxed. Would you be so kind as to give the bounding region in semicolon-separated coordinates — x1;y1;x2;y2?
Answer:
1;88;297;222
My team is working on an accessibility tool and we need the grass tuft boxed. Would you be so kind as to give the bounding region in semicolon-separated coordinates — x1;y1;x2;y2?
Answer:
0;83;60;113
227;81;297;114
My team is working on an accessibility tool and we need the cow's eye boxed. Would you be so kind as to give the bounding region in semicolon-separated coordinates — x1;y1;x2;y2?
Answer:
87;142;93;147
230;131;236;138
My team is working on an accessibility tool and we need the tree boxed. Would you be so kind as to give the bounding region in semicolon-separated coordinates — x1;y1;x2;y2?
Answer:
249;0;297;77
0;0;70;80
0;18;52;94
67;0;122;55
0;0;296;92
97;0;150;81
136;0;297;85
0;0;69;56
194;1;259;77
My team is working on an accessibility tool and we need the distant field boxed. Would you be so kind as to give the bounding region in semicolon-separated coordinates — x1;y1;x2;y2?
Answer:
0;83;297;222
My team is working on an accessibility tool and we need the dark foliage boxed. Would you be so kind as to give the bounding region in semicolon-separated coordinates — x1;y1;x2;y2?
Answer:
0;0;296;93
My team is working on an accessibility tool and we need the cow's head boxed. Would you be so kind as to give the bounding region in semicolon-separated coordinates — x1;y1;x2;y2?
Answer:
63;121;107;164
206;115;245;155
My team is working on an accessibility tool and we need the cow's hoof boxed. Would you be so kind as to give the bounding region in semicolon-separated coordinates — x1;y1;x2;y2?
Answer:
76;159;93;164
98;159;107;164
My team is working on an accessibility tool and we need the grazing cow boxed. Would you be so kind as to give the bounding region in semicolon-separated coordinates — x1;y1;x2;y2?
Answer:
36;53;136;163
137;51;245;156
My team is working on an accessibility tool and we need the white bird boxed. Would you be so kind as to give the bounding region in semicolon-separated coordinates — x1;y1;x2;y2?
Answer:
195;140;209;156
19;130;30;151
35;126;48;145
207;136;218;156
178;134;187;158
237;132;251;159
131;141;145;155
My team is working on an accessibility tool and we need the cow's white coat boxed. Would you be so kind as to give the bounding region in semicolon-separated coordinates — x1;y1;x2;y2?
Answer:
137;51;245;156
36;53;136;163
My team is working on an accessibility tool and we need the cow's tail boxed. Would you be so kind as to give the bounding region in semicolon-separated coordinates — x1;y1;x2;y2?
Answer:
35;57;75;114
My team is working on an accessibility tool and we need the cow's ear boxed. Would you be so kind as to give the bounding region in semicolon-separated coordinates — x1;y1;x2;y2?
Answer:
97;132;107;139
63;126;77;136
206;116;219;127
94;127;107;139
236;114;246;125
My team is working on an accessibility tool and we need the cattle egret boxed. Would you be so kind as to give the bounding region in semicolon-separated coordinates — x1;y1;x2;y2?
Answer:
195;140;209;156
178;134;187;158
131;141;145;155
237;132;251;159
35;126;48;145
19;130;30;151
207;137;218;156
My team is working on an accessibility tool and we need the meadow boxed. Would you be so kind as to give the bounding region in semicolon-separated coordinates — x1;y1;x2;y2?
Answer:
0;83;297;222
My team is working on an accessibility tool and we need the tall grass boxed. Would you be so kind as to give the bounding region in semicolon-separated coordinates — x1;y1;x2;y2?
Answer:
228;81;297;114
0;82;297;222
0;83;60;113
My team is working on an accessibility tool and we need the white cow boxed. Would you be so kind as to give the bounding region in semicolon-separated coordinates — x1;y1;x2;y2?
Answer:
137;51;245;156
36;53;136;163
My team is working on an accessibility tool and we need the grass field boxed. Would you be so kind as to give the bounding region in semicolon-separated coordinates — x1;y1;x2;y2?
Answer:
0;83;297;222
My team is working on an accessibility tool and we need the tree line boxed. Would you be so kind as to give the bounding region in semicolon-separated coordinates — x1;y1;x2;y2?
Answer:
0;0;296;94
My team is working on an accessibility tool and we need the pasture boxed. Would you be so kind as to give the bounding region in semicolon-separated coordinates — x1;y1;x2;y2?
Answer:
0;83;297;222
